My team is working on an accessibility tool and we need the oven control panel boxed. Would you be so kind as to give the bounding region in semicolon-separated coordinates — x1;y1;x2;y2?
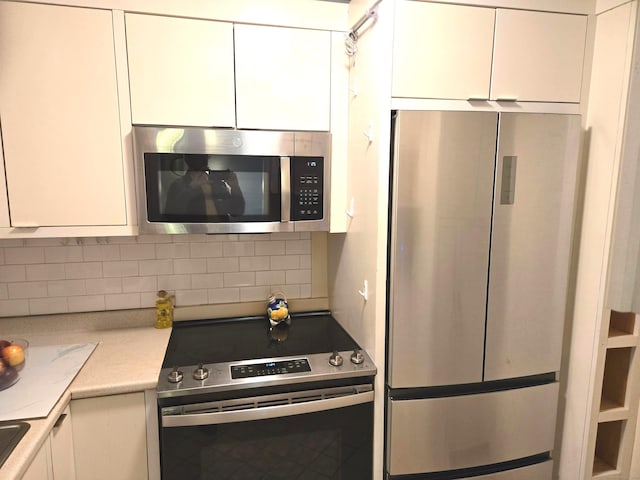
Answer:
231;358;311;379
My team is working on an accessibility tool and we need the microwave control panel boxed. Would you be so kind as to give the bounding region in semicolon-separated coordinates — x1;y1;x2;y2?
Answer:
291;157;324;221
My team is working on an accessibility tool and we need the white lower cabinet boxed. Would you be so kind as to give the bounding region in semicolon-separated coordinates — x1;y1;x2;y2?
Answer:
21;406;75;480
71;392;148;480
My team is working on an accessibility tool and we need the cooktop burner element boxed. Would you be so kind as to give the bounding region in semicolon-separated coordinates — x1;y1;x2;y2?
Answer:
157;311;376;402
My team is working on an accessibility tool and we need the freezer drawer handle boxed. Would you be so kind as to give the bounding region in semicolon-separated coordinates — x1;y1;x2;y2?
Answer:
500;156;518;205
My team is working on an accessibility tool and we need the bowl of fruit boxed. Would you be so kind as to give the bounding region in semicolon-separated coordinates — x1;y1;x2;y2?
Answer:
0;338;27;391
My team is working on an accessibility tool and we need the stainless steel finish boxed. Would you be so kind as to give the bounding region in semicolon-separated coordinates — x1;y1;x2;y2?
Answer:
133;126;331;234
500;156;517;205
387;383;559;475
455;461;553;480
281;156;291;222
350;349;364;365
167;367;183;384
157;351;376;399
162;384;373;427
192;364;209;381
485;113;580;381
329;350;343;366
388;110;497;388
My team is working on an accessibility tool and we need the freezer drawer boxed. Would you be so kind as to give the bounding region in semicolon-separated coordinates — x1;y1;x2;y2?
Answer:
386;382;558;476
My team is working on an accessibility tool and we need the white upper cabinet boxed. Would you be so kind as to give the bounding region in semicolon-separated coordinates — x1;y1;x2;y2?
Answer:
392;2;495;100
391;1;588;104
125;14;236;127
491;9;588;102
235;24;331;131
0;2;127;227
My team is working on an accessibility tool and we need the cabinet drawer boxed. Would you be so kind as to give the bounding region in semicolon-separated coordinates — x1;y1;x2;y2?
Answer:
387;383;558;475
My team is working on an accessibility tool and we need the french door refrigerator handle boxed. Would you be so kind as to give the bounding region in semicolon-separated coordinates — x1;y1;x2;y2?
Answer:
500;155;518;205
162;389;374;428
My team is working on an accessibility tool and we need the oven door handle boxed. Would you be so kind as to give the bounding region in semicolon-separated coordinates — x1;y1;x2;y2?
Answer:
162;389;373;428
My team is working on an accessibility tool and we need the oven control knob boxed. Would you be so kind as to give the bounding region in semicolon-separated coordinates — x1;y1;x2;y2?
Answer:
168;367;184;383
329;351;343;367
350;349;365;365
193;364;209;381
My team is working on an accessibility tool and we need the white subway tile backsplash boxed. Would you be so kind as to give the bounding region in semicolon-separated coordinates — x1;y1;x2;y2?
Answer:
0;299;29;316
239;256;270;272
120;244;157;261
223;272;255;287
103;261;139;278
44;246;83;264
174;259;207;275
9;281;48;299
156;243;190;259
122;276;158;293
255;241;285;256
139;259;174;276
86;278;122;295
223;242;255;257
48;279;86;297
207;257;239;273
68;295;106;312
157;274;192;291
270;255;300;270
29;297;68;315
83;245;120;262
0;265;27;282
5;247;45;265
64;262;103;279
0;233;317;318
285;240;311;255
191;273;224;289
208;287;240;304
175;289;208;306
190;242;223;258
240;286;271;302
256;271;285;286
105;293;141;310
26;264;66;281
286;269;311;284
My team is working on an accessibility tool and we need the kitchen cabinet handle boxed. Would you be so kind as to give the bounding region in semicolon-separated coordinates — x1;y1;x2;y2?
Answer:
162;389;373;428
495;97;518;102
53;413;67;428
500;156;518;205
467;97;489;102
11;223;40;228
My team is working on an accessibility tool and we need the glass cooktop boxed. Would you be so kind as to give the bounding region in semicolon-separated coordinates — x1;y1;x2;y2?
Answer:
161;311;359;368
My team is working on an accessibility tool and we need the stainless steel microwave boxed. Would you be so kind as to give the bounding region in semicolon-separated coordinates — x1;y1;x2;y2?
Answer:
133;127;330;234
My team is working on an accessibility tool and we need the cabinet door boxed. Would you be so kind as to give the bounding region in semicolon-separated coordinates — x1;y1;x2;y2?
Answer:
71;392;148;480
21;436;53;480
388;111;497;388
50;406;76;480
485;113;581;381
0;2;126;227
491;10;587;102
392;1;495;100
126;14;235;127
235;24;331;131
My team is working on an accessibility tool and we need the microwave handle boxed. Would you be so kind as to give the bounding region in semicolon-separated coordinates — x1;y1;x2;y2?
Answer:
281;156;291;222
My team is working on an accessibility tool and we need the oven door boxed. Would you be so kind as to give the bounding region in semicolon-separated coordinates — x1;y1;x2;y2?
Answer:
160;384;374;480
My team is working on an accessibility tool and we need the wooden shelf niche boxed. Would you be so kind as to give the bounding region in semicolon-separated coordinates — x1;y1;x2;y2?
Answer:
608;310;638;348
600;347;633;420
593;420;625;477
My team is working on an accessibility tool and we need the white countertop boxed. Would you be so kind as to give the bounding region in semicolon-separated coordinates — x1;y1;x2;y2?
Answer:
0;320;171;480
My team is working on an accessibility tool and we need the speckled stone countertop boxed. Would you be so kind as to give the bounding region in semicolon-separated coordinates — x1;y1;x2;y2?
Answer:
0;309;171;480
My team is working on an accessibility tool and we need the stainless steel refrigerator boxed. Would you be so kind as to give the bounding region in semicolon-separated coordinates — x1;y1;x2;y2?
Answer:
385;110;581;479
